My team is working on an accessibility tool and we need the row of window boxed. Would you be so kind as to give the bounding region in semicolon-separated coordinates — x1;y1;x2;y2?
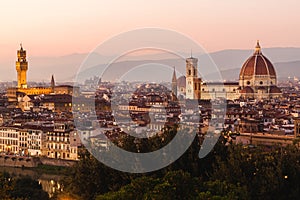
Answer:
188;69;196;76
47;152;70;158
28;141;41;145
0;132;18;138
0;134;42;140
28;146;40;150
28;136;41;140
0;145;18;152
0;139;18;145
47;143;70;150
246;80;274;85
20;143;27;147
19;137;27;141
70;148;77;154
48;137;70;142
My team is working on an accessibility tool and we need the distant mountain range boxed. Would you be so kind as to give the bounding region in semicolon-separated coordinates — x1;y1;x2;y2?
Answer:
1;47;300;82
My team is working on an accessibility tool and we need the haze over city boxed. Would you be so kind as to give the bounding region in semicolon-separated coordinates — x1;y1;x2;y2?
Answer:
1;0;300;58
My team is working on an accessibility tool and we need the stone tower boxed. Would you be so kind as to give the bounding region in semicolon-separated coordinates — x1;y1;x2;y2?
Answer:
186;55;201;99
51;74;55;92
16;44;28;88
171;66;177;99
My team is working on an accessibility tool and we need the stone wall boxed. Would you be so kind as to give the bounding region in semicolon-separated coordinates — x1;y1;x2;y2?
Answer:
39;157;77;167
0;155;78;168
0;155;40;168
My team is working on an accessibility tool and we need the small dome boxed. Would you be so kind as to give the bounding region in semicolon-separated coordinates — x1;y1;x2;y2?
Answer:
177;76;186;88
270;86;281;93
240;86;254;93
239;41;276;78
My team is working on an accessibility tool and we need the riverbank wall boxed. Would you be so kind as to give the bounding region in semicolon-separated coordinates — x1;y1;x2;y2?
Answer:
0;155;77;168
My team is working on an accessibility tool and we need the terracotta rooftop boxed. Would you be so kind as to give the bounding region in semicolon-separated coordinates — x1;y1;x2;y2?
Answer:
240;86;254;93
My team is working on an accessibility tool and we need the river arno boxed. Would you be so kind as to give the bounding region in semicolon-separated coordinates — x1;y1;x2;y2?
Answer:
0;166;65;198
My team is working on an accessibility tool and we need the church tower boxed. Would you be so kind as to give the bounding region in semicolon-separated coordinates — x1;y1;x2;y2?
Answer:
51;74;55;92
171;67;177;100
16;44;28;88
186;55;201;99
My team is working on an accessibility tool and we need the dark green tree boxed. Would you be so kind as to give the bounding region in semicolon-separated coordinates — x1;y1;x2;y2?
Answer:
10;176;49;200
0;172;14;199
65;149;132;200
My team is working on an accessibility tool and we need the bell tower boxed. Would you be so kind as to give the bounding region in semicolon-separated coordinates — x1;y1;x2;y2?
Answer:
51;74;55;92
16;44;28;88
171;66;177;99
186;55;199;99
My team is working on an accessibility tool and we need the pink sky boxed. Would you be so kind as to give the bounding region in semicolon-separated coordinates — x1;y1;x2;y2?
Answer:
1;0;300;60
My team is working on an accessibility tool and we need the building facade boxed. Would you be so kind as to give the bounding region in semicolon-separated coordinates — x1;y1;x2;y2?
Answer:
7;45;78;104
44;122;81;160
0;122;81;160
176;41;282;100
0;127;19;154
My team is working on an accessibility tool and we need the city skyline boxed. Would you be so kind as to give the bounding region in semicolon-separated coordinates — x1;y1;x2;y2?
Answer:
2;43;300;83
0;1;300;199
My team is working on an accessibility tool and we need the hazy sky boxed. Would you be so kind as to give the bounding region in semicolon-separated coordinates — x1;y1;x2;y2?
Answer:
1;0;300;60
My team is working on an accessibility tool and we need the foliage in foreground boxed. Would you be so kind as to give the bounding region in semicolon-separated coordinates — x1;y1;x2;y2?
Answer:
96;170;247;200
0;172;49;200
63;130;300;200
